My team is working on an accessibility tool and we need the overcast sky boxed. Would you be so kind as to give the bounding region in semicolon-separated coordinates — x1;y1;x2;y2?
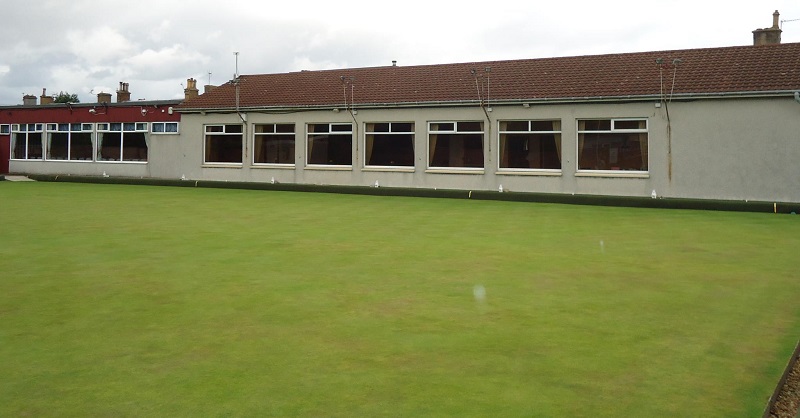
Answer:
1;1;798;105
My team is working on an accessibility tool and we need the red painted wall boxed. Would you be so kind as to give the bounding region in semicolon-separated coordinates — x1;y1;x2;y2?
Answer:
0;103;181;125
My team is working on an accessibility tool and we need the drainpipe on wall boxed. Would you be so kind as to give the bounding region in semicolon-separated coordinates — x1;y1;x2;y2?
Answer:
794;91;800;104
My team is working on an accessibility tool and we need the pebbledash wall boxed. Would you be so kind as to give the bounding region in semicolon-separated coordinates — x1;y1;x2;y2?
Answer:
5;95;800;204
166;95;800;203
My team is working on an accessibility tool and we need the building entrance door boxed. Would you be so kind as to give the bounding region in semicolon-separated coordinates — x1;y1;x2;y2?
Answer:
0;135;9;174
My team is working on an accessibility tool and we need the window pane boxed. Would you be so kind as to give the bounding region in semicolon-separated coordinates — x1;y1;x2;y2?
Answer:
12;133;26;159
255;124;274;134
254;134;295;164
499;133;561;169
70;132;93;160
614;120;646;130
135;123;147;131
98;132;122;161
123;123;136;131
275;123;294;133
368;123;390;133
71;123;82;131
27;133;43;159
430;122;454;132
206;125;224;133
48;133;69;160
429;133;483;168
366;133;414;166
391;122;413;133
580;120;611;131
503;121;529;131
579;132;647;171
110;123;122;131
152;123;165;133
457;121;483;132
165;123;178;133
205;134;242;163
82;124;93;131
331;124;352;132
530;120;556;131
308;133;352;165
225;124;243;134
309;124;329;133
122;132;148;161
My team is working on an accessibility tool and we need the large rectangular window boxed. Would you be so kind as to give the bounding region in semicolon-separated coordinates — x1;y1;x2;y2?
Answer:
97;122;148;162
428;121;484;169
254;123;295;165
307;123;352;166
47;123;93;161
11;124;43;160
499;120;561;170
204;124;243;164
578;119;648;172
365;122;414;168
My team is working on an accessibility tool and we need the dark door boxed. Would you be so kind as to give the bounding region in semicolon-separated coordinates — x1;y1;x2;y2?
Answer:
0;135;9;174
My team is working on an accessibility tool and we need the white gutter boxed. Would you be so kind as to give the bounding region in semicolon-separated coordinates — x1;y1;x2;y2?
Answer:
177;90;800;114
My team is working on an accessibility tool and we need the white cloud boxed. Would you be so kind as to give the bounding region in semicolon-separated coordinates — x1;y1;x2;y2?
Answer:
0;65;9;76
122;44;209;79
66;27;136;65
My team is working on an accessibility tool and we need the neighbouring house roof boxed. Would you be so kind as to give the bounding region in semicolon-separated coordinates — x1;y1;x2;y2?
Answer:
178;42;800;111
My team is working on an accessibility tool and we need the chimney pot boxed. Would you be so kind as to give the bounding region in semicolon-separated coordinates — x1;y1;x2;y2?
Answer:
23;94;37;106
116;81;131;103
184;78;200;101
40;88;54;105
753;10;782;45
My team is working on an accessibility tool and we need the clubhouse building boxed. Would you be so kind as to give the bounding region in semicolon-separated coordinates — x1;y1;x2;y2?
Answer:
2;12;799;205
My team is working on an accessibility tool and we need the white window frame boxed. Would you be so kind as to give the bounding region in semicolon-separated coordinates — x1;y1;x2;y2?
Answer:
204;124;244;165
0;124;10;134
576;118;649;175
151;122;180;134
427;121;485;172
305;122;353;169
253;123;296;167
497;119;562;174
363;122;415;171
97;122;149;163
45;123;94;162
10;123;44;160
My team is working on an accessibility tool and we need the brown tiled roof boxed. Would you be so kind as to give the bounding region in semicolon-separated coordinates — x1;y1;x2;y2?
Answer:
179;43;800;110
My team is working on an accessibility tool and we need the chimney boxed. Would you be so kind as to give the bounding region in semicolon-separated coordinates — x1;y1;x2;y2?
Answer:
203;84;216;94
22;94;37;106
116;82;131;103
184;78;199;100
753;10;782;45
97;92;112;104
40;88;54;105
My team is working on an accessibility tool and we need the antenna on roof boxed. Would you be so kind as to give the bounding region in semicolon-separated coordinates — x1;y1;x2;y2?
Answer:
781;17;800;29
208;70;212;86
233;52;240;80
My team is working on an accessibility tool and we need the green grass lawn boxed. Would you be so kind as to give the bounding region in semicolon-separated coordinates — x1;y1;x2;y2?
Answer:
1;182;798;417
